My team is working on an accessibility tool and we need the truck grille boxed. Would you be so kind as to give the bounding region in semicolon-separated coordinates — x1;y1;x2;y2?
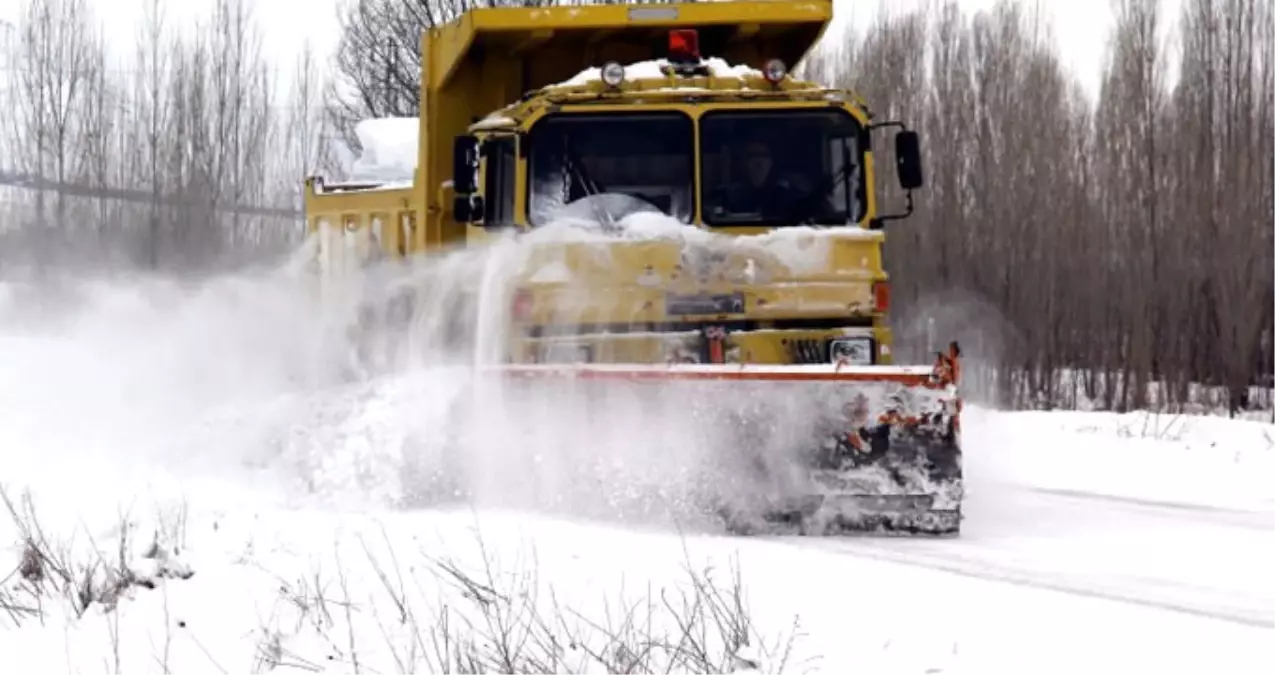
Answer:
787;338;828;365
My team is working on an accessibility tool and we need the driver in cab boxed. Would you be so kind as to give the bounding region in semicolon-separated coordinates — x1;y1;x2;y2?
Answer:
719;139;812;217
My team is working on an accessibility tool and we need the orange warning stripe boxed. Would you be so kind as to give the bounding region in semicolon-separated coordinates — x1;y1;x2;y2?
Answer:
497;367;933;385
495;341;964;388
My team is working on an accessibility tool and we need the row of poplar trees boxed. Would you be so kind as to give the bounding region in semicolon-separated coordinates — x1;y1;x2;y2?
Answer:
803;0;1272;414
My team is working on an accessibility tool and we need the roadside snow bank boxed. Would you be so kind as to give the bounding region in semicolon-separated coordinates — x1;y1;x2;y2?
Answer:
2;499;1267;675
963;405;1275;512
0;498;794;674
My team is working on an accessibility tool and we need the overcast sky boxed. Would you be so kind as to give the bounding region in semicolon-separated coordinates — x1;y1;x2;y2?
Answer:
0;0;1183;96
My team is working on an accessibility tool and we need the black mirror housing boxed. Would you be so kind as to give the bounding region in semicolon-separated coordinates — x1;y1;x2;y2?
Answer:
453;195;471;223
452;135;480;195
895;130;923;190
453;194;484;224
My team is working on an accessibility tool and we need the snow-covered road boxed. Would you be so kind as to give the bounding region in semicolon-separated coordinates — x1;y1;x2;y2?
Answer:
743;403;1273;673
0;274;1270;673
803;481;1271;627
1;398;1268;673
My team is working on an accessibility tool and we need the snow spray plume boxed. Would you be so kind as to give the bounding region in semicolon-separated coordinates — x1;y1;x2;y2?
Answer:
890;287;1021;409
888;286;1025;497
0;235;361;496
276;213;849;532
0;212;875;534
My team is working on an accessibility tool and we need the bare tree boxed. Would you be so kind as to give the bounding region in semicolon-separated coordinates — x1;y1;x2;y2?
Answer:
1172;0;1274;413
126;0;175;268
325;0;699;152
7;0;95;233
0;0;335;273
1094;0;1169;410
71;22;115;240
276;41;339;205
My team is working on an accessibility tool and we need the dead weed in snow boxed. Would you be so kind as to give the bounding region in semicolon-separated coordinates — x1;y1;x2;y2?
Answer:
1;487;804;673
0;485;193;627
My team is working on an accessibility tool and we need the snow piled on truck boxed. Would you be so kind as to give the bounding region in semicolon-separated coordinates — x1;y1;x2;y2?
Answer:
349;116;419;184
517;207;881;277
556;57;763;88
340;56;773;187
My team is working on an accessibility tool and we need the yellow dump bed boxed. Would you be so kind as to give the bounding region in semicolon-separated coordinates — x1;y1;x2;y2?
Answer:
428;0;834;93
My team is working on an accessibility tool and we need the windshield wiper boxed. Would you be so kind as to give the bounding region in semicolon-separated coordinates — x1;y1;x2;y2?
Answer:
791;143;856;225
559;139;626;231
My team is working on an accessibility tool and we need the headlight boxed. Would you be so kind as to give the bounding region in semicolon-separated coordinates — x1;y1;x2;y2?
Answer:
762;58;787;83
600;61;625;87
544;343;591;364
829;338;873;365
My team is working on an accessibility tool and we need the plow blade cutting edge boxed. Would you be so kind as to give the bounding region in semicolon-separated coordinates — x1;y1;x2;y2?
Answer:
474;342;964;537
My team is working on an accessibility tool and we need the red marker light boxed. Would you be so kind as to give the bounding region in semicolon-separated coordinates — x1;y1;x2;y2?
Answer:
668;29;700;62
873;281;891;312
511;289;534;321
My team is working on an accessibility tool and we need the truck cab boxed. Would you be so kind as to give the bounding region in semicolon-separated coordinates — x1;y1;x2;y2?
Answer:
450;29;922;368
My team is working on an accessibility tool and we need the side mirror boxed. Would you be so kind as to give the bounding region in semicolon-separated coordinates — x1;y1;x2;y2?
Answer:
453;195;472;222
452;135;479;195
895;130;923;190
453;194;484;224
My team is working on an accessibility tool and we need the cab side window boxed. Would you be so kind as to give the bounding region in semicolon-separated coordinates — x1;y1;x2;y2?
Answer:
483;136;516;227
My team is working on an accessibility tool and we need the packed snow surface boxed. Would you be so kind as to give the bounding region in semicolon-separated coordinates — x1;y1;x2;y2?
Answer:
0;235;1270;673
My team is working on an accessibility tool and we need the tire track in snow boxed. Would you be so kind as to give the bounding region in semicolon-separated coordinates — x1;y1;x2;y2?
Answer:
776;483;1271;629
1020;486;1272;530
798;538;1272;629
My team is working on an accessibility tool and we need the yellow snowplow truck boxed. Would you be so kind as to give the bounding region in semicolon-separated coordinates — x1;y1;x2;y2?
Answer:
303;0;964;536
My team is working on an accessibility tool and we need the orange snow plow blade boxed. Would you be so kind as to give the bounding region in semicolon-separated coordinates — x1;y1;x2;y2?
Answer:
469;342;965;536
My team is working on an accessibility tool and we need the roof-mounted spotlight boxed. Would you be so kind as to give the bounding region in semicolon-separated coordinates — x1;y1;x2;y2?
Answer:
601;61;625;88
763;58;787;84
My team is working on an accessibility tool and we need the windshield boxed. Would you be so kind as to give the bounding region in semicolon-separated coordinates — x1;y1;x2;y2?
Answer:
699;109;865;227
526;111;694;226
